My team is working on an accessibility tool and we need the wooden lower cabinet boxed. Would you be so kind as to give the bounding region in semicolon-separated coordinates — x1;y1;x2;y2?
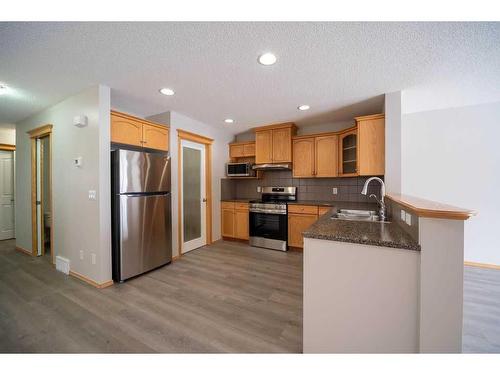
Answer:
234;208;249;240
221;202;249;240
221;207;235;237
288;213;318;248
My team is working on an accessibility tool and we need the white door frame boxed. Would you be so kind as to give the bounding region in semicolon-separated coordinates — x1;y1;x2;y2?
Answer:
0;149;15;241
180;139;206;253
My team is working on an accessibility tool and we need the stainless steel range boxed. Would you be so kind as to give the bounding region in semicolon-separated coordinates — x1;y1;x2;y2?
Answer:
249;186;297;251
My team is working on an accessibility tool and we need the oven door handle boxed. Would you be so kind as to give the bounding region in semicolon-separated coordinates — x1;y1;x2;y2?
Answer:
250;209;287;215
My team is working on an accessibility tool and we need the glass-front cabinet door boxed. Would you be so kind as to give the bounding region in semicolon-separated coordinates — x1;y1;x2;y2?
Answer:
339;129;358;176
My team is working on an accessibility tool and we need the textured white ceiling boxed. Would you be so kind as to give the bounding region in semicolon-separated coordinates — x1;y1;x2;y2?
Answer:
1;22;499;133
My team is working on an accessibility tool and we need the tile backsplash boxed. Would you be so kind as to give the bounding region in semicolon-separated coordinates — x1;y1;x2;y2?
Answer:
221;170;384;203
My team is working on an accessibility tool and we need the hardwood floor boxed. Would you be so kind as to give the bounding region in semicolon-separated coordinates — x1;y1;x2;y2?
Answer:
0;239;302;353
463;265;500;353
1;238;499;353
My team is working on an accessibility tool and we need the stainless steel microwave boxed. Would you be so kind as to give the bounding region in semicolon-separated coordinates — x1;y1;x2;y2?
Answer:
226;162;256;177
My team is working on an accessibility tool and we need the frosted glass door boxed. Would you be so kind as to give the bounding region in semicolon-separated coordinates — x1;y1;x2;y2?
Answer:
181;140;206;253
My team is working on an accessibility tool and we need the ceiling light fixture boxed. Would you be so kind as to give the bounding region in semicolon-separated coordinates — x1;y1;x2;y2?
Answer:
298;105;310;111
258;52;277;66
224;119;234;124
159;88;175;96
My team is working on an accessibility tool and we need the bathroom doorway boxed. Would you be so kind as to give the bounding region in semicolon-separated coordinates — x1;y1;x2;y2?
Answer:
28;125;53;263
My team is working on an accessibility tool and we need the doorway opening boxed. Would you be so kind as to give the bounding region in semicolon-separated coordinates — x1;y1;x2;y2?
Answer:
0;143;15;241
28;125;53;263
177;129;213;256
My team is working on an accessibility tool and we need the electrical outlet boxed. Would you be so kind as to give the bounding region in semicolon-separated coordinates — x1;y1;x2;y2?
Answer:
79;250;84;260
91;253;96;265
257;186;262;193
332;187;338;195
400;209;406;221
88;190;97;200
405;212;412;226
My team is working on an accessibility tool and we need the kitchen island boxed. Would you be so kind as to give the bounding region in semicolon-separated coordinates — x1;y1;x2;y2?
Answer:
303;195;475;353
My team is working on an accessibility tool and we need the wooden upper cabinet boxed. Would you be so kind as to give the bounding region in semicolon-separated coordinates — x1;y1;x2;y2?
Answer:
111;113;143;147
255;130;273;163
229;144;245;158
243;143;255;157
315;134;338;177
356;114;385;176
338;128;358;176
254;123;296;164
229;142;255;159
272;127;293;162
292;134;338;178
142;123;169;151
292;137;315;177
111;110;169;151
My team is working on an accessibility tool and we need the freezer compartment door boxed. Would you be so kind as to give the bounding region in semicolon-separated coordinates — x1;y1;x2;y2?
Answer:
119;149;171;193
119;193;172;280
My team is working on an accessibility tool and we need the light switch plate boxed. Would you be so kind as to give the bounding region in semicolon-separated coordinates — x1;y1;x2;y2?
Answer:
405;212;412;226
401;209;406;221
257;186;262;193
88;190;97;200
79;250;84;260
91;253;96;265
332;187;338;195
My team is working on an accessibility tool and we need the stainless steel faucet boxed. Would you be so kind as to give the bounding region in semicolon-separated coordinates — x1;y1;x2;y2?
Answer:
361;177;386;221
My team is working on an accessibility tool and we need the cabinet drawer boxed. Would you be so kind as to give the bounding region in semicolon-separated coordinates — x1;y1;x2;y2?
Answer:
221;201;235;209
234;202;249;211
288;205;318;215
318;206;332;216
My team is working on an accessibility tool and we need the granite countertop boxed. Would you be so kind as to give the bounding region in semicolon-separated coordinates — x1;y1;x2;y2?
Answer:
303;208;420;251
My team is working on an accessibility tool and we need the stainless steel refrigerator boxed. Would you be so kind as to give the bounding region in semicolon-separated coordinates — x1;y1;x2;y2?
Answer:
111;149;172;282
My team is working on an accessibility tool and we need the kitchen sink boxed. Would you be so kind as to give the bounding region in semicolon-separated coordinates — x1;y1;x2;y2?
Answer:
331;209;391;223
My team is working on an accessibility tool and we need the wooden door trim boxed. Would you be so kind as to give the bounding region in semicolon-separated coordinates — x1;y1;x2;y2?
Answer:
28;125;54;264
177;129;213;258
0;143;15;151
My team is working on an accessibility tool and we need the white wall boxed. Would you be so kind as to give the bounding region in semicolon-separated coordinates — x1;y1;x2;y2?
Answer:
16;85;112;283
384;91;402;193
147;111;233;256
401;100;500;266
0;126;16;144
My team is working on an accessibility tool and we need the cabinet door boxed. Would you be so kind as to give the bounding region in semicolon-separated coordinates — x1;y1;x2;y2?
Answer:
243;143;255;157
255;130;273;164
221;208;235;237
338;129;358;176
315;135;338;177
142;123;169;151
234;209;249;240
229;144;245;158
358;118;385;176
292;138;315;177
272;128;292;162
111;113;143;147
288;214;318;248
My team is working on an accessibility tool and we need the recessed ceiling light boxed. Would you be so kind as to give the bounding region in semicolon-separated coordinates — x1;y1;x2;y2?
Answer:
258;53;277;66
0;84;7;95
224;119;234;124
159;88;175;96
298;105;310;111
